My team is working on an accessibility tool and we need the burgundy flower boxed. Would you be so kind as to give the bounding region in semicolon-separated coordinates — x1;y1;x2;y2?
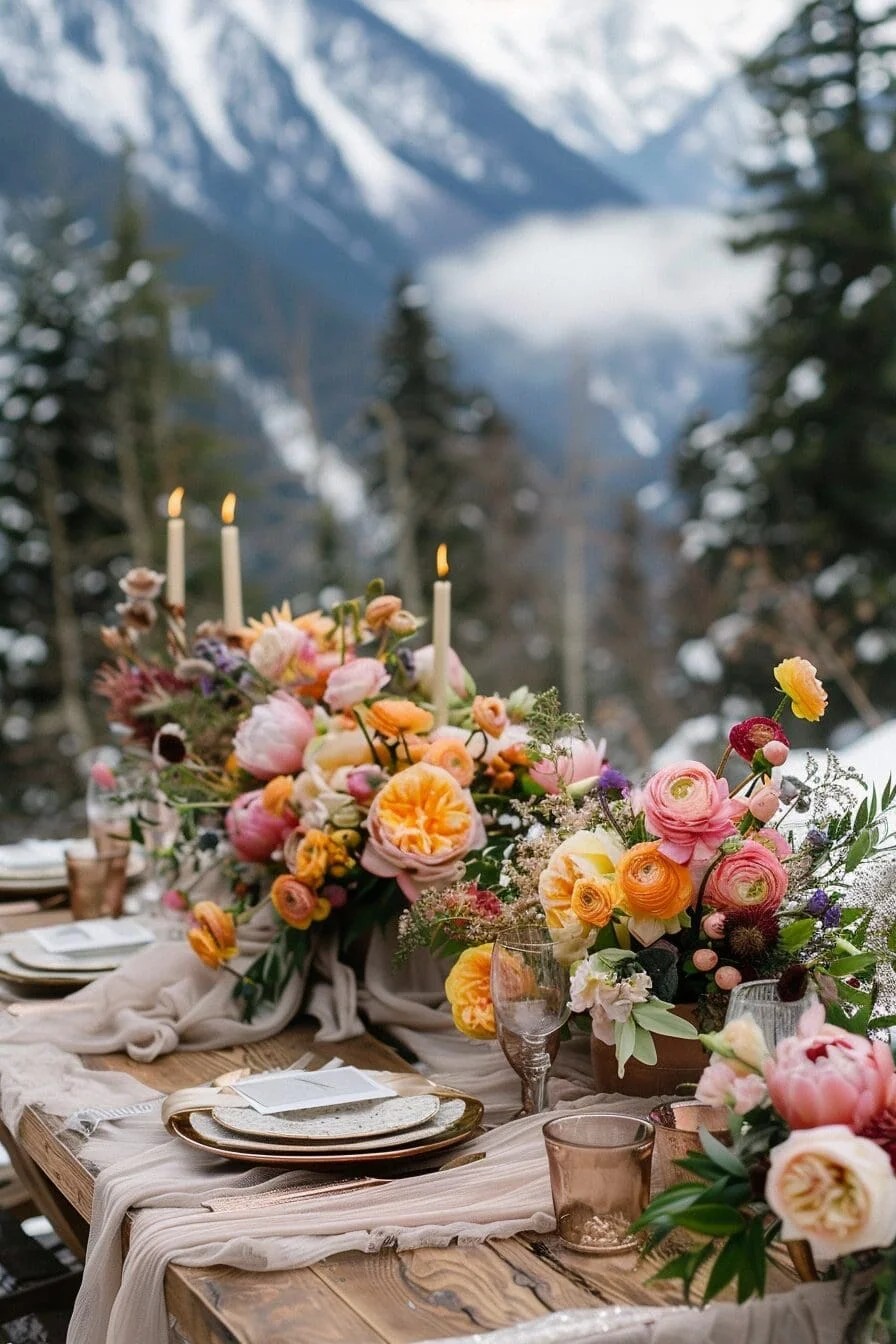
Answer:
861;1107;896;1173
720;906;781;980
728;716;790;763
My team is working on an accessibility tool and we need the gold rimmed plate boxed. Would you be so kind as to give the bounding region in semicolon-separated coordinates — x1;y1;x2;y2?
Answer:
168;1091;484;1168
211;1092;441;1144
0;949;96;993
192;1097;470;1155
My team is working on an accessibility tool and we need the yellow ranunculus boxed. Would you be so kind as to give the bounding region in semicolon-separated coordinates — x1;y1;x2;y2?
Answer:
538;828;625;960
445;944;496;1039
569;875;617;928
774;657;828;722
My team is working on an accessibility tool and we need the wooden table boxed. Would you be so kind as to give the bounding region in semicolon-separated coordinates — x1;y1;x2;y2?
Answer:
0;906;795;1344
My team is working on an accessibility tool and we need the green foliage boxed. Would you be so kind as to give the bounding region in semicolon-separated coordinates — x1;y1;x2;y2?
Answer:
523;687;586;767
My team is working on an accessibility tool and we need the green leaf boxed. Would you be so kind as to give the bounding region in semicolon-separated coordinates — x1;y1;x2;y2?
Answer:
674;1205;745;1236
779;918;816;950
633;1002;699;1037
828;952;877;977
745;1214;767;1298
704;1234;747;1301
698;1128;748;1178
845;829;873;872
631;1024;658;1066
615;1016;637;1077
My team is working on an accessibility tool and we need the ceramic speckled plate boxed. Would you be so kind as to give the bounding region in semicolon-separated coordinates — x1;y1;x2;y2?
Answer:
7;931;149;974
169;1092;484;1168
192;1098;468;1156
212;1092;440;1143
0;948;96;991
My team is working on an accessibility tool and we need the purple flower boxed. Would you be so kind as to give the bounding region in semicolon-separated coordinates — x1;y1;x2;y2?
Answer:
806;828;830;850
806;888;830;917
193;637;246;678
596;767;631;797
822;903;842;930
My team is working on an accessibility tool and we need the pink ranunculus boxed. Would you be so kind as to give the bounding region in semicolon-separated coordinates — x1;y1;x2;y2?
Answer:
704;839;788;915
638;761;742;865
225;790;294;862
529;736;607;795
748;783;781;823
696;1058;768;1116
249;621;314;682
412;643;469;699
323;658;390;711
361;762;486;901
233;691;315;780
764;1002;896;1131
754;826;792;861
89;760;118;791
345;764;389;805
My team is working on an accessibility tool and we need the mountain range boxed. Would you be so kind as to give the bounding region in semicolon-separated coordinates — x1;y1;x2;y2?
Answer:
0;0;798;503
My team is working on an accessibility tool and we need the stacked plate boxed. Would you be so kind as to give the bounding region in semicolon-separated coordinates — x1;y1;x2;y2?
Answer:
0;919;155;994
0;840;145;897
169;1082;484;1169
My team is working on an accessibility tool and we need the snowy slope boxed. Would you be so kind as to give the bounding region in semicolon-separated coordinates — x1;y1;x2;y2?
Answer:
366;0;798;177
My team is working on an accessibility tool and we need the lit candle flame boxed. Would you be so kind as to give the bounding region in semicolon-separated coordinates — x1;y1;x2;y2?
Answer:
168;486;184;520
221;492;237;526
436;543;449;579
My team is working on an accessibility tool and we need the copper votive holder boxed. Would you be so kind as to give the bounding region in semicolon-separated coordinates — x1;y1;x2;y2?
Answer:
65;840;129;920
543;1113;654;1254
648;1100;731;1190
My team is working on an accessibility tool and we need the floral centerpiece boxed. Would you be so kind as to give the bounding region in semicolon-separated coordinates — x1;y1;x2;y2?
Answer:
95;570;600;1018
402;657;896;1082
635;1004;896;1340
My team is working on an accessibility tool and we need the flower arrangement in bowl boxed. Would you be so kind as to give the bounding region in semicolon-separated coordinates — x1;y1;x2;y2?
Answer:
634;1003;896;1339
95;572;592;1018
402;657;896;1093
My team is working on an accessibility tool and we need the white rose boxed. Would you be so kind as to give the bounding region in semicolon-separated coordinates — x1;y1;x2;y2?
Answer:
766;1126;896;1260
249;621;308;681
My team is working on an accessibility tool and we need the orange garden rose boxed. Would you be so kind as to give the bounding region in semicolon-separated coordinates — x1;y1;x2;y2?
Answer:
362;762;486;900
570;876;617;929
774;657;828;722
366;698;434;739
472;695;508;738
615;842;693;935
260;774;295;817
445;944;496;1038
188;901;238;969
424;737;476;787
270;874;331;930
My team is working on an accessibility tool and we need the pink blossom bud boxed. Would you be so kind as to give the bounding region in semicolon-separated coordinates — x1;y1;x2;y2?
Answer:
701;912;726;940
763;740;789;767
693;948;719;972
714;966;743;992
748;783;781;823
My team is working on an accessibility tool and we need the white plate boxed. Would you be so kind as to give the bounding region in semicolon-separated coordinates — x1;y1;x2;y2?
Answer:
6;932;138;973
212;1093;440;1143
0;847;146;895
192;1098;467;1156
0;948;98;988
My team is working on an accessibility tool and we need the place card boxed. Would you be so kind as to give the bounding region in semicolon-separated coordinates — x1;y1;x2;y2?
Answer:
31;918;155;956
230;1066;397;1115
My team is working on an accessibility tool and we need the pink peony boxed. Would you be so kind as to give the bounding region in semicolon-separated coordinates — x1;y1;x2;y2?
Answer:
764;1002;896;1131
234;692;314;780
529;736;606;795
412;644;469;699
704;839;788;914
225;790;295;862
638;761;741;865
361;762;486;901
323;658;390;711
249;621;315;682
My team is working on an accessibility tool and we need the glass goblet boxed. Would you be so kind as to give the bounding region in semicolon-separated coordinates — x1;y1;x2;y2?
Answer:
491;925;570;1116
724;977;818;1051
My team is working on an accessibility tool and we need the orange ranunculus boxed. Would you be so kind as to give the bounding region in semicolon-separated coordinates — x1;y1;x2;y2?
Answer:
472;695;508;738
366;698;435;739
570;876;617;928
395;733;430;767
424;737;476;787
270;874;331;930
188;901;238;969
364;594;403;631
260;774;295;818
445;944;496;1039
774;657;828;722
291;828;333;889
616;841;693;920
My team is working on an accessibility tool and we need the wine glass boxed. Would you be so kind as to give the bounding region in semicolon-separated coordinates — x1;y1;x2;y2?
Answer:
86;747;138;852
491;925;570;1116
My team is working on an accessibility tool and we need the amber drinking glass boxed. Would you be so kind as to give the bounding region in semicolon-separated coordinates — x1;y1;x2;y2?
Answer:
65;840;129;920
543;1113;654;1253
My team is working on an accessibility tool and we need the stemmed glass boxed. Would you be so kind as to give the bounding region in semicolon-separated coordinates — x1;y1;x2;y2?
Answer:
724;977;818;1051
491;925;570;1116
86;747;138;852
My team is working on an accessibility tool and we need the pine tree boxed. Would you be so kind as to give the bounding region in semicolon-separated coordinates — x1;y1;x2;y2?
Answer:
366;278;555;693
678;0;896;726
